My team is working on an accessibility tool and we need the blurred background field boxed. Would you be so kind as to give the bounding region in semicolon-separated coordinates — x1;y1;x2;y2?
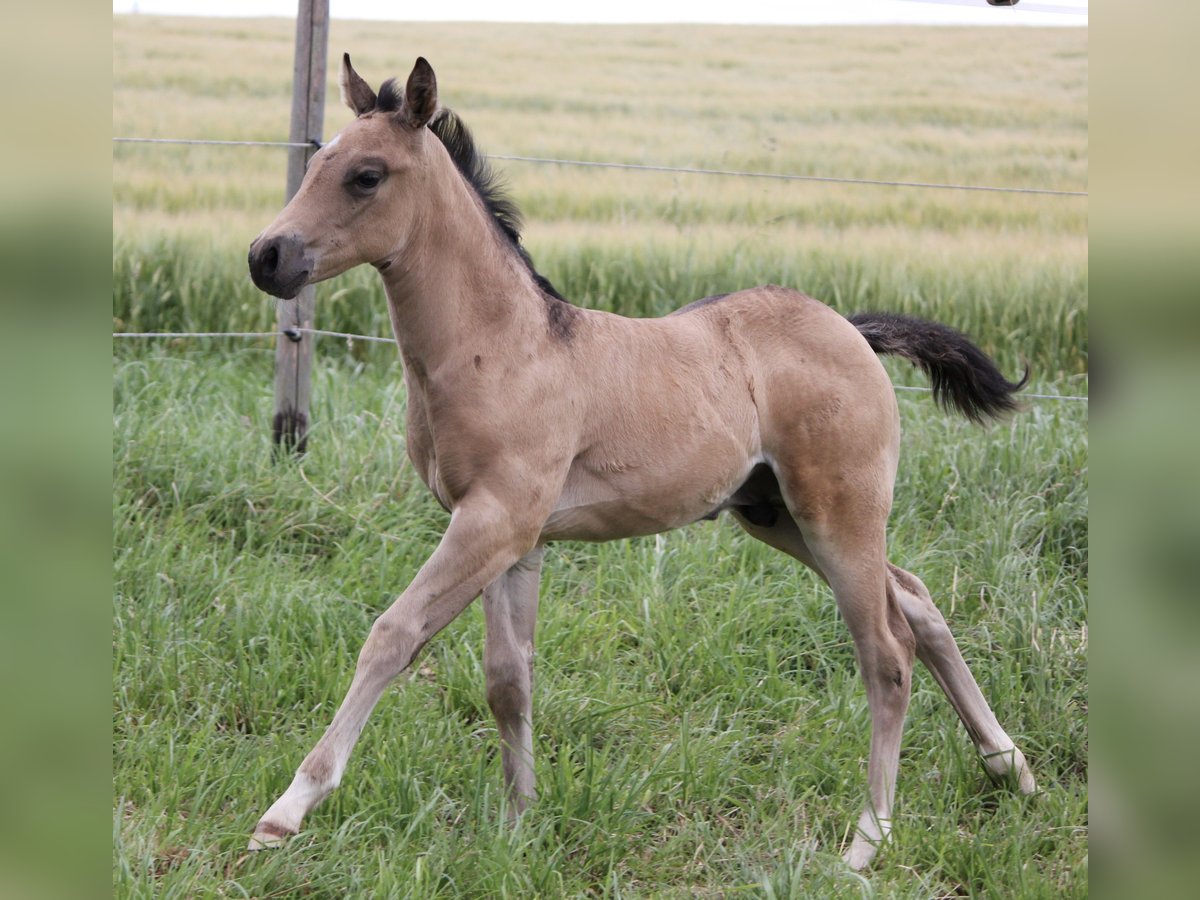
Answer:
113;16;1087;381
112;15;1087;898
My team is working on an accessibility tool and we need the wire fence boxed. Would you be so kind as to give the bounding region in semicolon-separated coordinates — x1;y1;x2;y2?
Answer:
114;130;1087;405
114;137;316;149
112;136;1088;198
111;329;1088;403
113;327;397;344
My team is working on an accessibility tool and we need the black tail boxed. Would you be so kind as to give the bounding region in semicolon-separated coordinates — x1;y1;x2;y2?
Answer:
848;312;1027;423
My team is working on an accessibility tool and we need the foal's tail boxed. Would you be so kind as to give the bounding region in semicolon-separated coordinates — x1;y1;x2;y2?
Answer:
848;312;1028;423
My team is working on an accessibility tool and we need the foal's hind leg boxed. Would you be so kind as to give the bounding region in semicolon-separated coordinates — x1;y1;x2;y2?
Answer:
809;524;915;870
735;512;1035;865
482;547;544;816
737;508;916;869
886;563;1036;793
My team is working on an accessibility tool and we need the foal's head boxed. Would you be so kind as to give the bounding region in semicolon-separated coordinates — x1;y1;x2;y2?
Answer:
248;55;442;299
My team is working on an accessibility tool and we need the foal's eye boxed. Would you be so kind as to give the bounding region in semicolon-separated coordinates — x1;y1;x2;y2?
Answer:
352;171;383;191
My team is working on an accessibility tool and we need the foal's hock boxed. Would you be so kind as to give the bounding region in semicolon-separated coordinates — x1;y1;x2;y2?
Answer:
246;55;1036;869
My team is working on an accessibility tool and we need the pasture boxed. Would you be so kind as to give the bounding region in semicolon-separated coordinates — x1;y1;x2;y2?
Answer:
113;15;1087;897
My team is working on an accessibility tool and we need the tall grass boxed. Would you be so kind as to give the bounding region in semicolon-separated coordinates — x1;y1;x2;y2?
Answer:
114;353;1086;897
113;15;1086;898
114;224;1086;382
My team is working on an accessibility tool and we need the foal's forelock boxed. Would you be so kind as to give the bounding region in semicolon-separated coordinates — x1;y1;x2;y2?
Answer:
373;79;406;114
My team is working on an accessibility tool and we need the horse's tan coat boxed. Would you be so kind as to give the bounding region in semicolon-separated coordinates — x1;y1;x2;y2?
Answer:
245;56;1036;868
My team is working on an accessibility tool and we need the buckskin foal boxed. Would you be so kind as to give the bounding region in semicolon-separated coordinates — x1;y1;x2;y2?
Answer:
246;55;1037;869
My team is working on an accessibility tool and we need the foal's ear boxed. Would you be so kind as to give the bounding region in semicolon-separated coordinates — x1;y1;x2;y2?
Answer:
340;53;377;116
402;57;438;128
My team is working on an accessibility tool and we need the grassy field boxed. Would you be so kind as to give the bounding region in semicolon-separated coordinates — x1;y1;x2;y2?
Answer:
113;15;1087;898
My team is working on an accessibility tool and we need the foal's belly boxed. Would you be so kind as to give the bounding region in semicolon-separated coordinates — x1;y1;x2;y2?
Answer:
540;493;729;543
539;447;759;543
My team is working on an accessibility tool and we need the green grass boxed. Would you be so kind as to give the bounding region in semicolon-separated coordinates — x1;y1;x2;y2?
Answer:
113;15;1086;898
113;352;1086;897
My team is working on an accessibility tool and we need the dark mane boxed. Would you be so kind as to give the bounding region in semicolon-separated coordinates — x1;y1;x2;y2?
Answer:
376;78;403;113
366;85;574;337
428;110;572;316
430;111;525;254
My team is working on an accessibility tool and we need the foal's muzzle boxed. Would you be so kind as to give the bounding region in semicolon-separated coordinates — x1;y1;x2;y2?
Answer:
248;233;313;300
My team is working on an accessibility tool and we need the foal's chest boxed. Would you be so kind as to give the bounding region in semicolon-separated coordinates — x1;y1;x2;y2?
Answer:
402;380;454;512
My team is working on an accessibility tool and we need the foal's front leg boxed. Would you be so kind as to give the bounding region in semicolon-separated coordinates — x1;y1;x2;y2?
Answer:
483;547;544;815
249;496;536;849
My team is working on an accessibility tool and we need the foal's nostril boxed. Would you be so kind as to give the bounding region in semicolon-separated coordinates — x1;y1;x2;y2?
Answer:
249;234;310;298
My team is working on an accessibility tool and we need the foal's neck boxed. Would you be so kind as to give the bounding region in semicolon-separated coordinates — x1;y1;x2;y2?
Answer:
376;162;547;379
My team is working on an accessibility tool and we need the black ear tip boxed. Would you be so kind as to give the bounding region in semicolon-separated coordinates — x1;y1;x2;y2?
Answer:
343;52;352;64
415;56;432;71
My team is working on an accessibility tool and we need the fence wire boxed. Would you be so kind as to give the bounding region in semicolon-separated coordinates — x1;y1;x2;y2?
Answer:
114;137;314;149
114;131;1087;404
490;154;1088;197
112;136;1088;197
112;330;1088;403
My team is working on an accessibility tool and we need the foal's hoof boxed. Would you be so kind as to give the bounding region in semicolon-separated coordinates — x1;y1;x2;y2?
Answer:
982;746;1037;795
247;821;296;851
1015;762;1037;795
842;840;878;871
843;814;891;870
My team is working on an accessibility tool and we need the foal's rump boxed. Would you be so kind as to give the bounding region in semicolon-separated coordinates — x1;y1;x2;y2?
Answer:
673;284;1025;426
662;284;1024;525
671;284;902;456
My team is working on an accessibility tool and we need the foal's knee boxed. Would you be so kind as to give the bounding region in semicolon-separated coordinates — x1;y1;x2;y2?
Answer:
485;651;531;721
857;625;915;704
887;564;950;644
358;611;424;677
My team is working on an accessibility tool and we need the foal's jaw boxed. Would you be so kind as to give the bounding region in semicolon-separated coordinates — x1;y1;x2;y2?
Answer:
246;150;407;299
247;126;405;298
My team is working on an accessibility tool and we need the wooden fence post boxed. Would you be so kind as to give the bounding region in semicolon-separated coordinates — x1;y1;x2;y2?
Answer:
273;0;329;455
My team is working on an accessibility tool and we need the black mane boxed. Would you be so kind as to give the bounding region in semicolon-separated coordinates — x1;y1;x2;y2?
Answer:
367;84;574;337
430;112;525;255
376;78;403;113
428;110;570;308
